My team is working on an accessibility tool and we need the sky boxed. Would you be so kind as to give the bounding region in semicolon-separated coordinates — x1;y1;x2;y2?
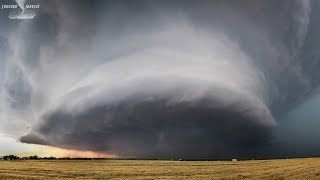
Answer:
1;0;320;159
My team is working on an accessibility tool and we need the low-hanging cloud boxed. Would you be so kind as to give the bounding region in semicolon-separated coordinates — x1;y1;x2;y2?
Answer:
1;0;320;159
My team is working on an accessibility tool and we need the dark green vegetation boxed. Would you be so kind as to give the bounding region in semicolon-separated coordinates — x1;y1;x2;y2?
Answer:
1;158;320;179
1;155;39;160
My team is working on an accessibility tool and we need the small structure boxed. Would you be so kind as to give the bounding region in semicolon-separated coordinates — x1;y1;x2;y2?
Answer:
232;159;238;162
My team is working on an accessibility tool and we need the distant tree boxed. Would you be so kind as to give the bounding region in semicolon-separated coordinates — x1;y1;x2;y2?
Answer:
21;157;29;160
3;155;19;160
43;156;56;160
3;156;8;160
29;155;38;160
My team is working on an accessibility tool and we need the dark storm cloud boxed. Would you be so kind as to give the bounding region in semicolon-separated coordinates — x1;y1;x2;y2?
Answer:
2;0;319;158
21;80;274;158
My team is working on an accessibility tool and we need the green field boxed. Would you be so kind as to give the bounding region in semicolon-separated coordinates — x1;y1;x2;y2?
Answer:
1;158;320;179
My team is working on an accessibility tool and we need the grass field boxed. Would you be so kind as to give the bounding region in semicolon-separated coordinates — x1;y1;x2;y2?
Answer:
1;158;320;179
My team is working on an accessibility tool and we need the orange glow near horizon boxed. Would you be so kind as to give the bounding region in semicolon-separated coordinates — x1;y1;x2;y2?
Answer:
16;144;117;158
0;136;117;158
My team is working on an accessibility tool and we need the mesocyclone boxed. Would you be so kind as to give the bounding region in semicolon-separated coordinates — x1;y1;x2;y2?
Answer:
1;0;320;159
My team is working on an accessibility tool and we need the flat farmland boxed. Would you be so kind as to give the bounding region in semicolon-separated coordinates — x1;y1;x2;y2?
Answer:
1;158;320;179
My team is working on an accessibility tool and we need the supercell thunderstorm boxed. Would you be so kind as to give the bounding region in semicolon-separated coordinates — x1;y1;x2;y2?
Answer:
1;0;320;158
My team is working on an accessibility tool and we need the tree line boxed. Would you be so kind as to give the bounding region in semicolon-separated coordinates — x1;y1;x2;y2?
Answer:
1;155;41;160
0;155;109;160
